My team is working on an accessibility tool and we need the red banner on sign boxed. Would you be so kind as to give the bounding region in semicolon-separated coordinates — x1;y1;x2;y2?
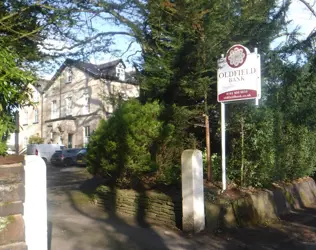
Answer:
218;89;257;102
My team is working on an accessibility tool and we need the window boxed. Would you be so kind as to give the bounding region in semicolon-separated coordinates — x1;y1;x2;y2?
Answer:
116;63;125;81
34;108;38;123
82;94;90;114
83;126;90;147
68;134;73;149
33;91;39;102
51;100;58;119
23;137;28;148
66;97;72;116
65;68;73;83
23;110;28;125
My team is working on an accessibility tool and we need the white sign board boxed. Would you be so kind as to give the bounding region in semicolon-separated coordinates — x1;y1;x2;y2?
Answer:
217;45;261;102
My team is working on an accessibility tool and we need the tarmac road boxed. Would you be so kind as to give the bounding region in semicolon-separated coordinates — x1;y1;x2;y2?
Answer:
47;165;316;250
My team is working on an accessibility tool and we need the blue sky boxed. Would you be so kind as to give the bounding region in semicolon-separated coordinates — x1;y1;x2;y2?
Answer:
41;1;315;79
99;1;316;64
271;0;315;48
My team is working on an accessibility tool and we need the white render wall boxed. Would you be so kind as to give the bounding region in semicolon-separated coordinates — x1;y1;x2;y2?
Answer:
24;155;47;250
181;149;205;233
18;84;42;151
42;66;139;146
15;65;140;149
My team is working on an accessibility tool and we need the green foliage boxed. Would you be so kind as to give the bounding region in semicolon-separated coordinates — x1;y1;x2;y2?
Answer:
227;106;316;187
136;0;297;187
28;135;44;144
0;46;35;155
203;151;221;181
0;0;76;155
73;0;315;188
87;99;180;187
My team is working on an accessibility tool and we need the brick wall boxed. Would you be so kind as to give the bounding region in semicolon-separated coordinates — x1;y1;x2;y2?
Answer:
0;156;27;250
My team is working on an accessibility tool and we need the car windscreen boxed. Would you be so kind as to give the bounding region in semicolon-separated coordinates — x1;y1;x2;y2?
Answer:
77;149;87;155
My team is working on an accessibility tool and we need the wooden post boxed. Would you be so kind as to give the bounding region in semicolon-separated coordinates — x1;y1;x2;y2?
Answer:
205;115;212;182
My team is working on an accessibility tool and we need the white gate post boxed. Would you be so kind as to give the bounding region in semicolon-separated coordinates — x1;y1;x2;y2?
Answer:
181;149;205;233
24;156;48;250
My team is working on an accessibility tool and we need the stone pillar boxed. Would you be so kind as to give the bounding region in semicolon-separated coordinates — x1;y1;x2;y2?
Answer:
0;155;26;250
24;156;47;250
181;149;205;233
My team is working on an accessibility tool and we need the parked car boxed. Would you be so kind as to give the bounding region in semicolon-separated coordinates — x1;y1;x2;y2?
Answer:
27;144;65;164
51;148;82;166
76;148;87;166
50;150;62;166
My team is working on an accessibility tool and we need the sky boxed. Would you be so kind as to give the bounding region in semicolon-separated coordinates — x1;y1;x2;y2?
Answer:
104;0;316;63
288;0;315;36
271;0;316;48
41;0;316;79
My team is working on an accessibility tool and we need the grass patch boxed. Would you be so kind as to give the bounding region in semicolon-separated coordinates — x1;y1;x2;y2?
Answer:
70;190;94;206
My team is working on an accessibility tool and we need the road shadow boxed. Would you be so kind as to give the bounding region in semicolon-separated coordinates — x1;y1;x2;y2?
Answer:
47;220;53;250
65;185;171;250
219;205;316;250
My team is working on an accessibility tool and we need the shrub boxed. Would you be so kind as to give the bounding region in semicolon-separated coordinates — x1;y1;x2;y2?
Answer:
86;99;177;187
28;134;44;144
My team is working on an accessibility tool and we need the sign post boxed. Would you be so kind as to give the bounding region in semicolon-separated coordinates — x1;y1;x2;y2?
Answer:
221;102;226;190
217;44;261;191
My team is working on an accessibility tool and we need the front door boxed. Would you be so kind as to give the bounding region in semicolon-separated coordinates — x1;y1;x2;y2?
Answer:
68;134;73;148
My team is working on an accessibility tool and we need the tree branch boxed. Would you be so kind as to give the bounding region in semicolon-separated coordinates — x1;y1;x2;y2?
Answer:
42;31;134;52
297;0;316;18
120;40;135;57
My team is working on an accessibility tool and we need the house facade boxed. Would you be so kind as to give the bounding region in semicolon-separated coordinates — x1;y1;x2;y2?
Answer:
16;59;139;150
17;80;48;152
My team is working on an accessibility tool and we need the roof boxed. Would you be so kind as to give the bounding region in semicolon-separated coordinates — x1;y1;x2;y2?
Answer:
52;58;125;81
98;59;124;70
45;58;127;92
34;79;50;94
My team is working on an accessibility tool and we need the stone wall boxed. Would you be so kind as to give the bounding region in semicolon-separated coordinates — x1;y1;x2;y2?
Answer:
96;186;182;229
205;177;316;230
96;177;316;231
0;156;26;250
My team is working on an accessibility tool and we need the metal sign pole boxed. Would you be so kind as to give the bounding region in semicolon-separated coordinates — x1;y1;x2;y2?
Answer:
254;47;260;106
218;44;261;192
221;102;227;191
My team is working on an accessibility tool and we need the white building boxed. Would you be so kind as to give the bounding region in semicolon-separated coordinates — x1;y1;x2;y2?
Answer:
16;59;139;150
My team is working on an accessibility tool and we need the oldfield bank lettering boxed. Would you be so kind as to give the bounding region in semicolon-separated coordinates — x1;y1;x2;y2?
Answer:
218;67;256;83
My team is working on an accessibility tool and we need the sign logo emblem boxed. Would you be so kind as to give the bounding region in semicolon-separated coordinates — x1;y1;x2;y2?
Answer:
226;45;247;68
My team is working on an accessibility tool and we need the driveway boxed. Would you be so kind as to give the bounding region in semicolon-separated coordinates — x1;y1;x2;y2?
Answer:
47;165;316;250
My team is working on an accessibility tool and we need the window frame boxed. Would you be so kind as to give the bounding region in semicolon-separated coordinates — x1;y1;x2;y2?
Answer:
115;63;125;81
51;100;58;119
33;90;39;103
83;126;90;147
65;68;73;84
66;97;72;116
82;93;90;115
34;108;38;123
